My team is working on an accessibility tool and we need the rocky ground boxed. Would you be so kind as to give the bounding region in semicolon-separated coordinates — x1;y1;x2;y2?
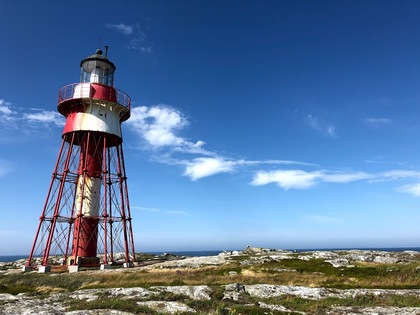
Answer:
1;247;420;314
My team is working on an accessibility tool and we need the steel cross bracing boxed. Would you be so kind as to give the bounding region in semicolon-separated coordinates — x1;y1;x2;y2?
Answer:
27;131;136;267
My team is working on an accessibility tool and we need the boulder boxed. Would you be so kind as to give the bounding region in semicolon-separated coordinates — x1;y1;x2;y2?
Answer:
136;301;196;314
150;285;212;301
326;258;351;267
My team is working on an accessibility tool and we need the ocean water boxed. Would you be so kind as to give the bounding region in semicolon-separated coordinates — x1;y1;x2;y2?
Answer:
0;255;28;263
148;250;223;257
0;251;222;263
2;247;419;263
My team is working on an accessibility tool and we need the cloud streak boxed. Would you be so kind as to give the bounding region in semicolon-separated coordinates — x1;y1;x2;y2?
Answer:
0;99;17;127
4;96;420;197
252;169;323;189
0;99;65;131
130;205;188;215
105;23;134;35
131;206;161;212
23;111;65;127
0;99;13;115
365;118;392;127
251;169;420;190
127;104;316;181
105;22;153;53
127;104;420;191
397;184;420;197
306;114;336;138
127;24;153;52
184;157;236;181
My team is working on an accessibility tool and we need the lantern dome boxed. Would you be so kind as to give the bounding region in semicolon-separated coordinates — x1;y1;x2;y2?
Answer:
80;49;116;86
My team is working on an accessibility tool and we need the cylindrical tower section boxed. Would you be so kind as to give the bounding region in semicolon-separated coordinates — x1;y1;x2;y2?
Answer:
58;49;130;146
57;49;131;267
71;135;103;260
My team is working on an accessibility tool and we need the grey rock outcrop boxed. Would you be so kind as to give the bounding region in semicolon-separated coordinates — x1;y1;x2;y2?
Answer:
2;285;420;315
150;285;212;301
136;301;196;314
1;248;420;314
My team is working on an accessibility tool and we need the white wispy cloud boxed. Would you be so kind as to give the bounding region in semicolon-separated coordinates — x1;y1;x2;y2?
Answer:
105;23;134;35
23;111;65;127
127;105;217;157
322;171;373;183
131;206;161;212
183;157;236;181
130;205;187;215
378;170;420;181
182;157;321;181
306;114;336;138
128;105;188;147
127;105;322;181
364;155;405;166
251;169;420;190
0;99;17;127
174;140;215;156
127;106;316;180
129;24;153;53
251;169;323;189
1;99;65;131
262;160;319;167
126;105;420;191
5;96;416;195
365;118;392;126
105;22;153;53
0;99;13;115
397;183;420;197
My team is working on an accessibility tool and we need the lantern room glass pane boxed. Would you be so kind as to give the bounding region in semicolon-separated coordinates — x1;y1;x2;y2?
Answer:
80;60;115;86
80;68;90;83
103;70;114;86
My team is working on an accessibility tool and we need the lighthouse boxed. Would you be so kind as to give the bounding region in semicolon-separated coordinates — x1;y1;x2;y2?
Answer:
24;48;136;272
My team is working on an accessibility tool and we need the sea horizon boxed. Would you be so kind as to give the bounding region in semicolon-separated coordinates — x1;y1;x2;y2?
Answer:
1;246;420;263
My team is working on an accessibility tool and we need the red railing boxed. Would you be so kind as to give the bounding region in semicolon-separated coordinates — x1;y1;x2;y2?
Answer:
58;83;131;109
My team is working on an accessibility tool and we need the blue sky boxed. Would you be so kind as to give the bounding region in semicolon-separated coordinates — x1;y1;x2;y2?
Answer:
1;0;420;254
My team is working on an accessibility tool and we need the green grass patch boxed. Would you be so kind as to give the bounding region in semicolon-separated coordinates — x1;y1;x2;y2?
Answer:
66;297;158;314
261;293;420;314
226;255;251;262
252;258;420;289
2;253;420;298
0;273;87;294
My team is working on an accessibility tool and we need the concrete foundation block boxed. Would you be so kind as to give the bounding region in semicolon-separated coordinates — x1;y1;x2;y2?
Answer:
68;265;80;273
123;261;134;268
38;265;51;273
100;264;112;270
22;266;32;272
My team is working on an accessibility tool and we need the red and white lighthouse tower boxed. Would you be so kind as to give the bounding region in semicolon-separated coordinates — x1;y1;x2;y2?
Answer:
24;48;136;272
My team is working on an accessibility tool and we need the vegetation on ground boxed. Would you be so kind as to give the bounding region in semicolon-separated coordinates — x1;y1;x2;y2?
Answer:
1;252;420;314
63;289;420;315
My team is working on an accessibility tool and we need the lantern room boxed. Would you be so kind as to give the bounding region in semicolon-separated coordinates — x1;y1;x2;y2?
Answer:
80;48;116;86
